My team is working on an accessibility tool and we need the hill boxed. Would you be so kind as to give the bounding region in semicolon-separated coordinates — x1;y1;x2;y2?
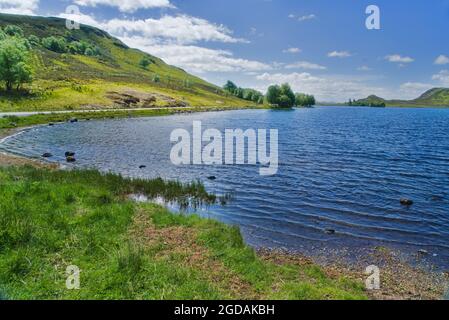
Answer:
0;13;253;112
350;88;449;107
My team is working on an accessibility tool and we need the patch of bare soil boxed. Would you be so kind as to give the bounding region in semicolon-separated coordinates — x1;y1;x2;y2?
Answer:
129;209;259;299
106;89;189;109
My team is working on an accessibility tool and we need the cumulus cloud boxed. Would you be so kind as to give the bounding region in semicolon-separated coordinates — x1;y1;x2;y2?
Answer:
101;15;247;45
58;12;269;74
74;0;174;13
328;51;352;58
434;55;449;65
283;47;301;54
385;54;414;63
0;0;38;15
432;70;449;86
285;61;327;70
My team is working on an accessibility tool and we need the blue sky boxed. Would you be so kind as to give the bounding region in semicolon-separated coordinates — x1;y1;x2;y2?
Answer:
1;0;449;101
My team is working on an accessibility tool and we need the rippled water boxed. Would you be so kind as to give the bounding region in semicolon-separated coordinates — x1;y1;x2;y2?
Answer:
2;107;449;268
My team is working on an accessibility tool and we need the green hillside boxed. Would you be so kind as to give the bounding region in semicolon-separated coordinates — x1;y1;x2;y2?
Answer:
351;88;449;107
0;13;254;112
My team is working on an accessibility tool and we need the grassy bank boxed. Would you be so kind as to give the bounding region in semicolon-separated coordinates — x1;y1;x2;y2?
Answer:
0;105;259;130
0;166;367;299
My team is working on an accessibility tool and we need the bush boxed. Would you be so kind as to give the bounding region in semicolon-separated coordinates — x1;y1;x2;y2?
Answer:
41;36;67;53
4;25;23;37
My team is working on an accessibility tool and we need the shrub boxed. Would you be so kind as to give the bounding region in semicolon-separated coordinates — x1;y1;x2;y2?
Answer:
41;36;67;53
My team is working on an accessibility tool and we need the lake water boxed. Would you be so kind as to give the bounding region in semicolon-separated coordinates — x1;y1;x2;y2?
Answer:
2;107;449;268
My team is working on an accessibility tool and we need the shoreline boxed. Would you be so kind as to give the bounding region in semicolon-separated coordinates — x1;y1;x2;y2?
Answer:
0;111;448;300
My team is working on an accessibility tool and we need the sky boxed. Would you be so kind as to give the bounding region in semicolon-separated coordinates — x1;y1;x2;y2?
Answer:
1;0;449;102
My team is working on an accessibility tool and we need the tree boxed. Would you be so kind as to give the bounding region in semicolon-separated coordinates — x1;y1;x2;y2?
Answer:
223;80;237;94
28;35;40;46
0;37;32;91
295;93;316;107
42;36;67;53
139;56;151;69
4;25;23;37
280;83;295;107
266;85;281;105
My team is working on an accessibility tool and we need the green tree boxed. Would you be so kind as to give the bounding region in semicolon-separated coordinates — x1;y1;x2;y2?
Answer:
4;25;23;37
28;35;40;46
266;85;281;105
0;28;7;41
0;37;32;91
280;83;295;107
223;80;237;94
139;56;151;69
41;36;67;53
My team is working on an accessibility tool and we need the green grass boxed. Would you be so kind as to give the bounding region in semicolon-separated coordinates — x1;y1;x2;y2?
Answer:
0;105;257;130
0;166;368;300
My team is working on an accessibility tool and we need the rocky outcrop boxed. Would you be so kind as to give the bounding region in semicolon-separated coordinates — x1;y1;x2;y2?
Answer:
106;90;189;109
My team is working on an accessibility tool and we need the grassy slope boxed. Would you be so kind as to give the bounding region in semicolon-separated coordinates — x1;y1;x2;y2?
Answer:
0;166;367;300
0;14;252;112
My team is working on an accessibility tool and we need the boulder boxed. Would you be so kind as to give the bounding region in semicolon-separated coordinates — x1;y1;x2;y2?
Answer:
42;153;53;158
207;176;217;180
69;118;78;123
139;165;147;169
66;156;76;163
400;199;413;206
325;229;336;235
65;151;75;157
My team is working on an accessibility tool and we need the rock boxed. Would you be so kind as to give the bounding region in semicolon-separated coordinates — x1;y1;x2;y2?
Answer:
48;123;54;126
207;176;217;180
400;199;413;206
42;153;53;158
139;165;147;169
66;156;76;163
418;249;429;255
325;229;336;235
69;118;78;123
65;151;75;157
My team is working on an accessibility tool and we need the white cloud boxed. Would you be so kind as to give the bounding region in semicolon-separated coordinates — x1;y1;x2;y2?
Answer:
123;38;271;73
434;55;449;65
288;13;316;22
399;82;434;98
285;61;326;70
0;0;38;15
74;0;174;13
102;15;247;45
432;70;449;86
283;47;301;54
328;51;352;58
297;14;316;22
58;12;269;74
385;54;414;63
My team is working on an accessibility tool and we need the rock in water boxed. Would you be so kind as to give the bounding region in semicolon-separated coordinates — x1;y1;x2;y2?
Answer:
325;229;336;235
400;199;413;206
139;165;146;169
65;151;75;157
69;118;78;123
42;153;53;158
207;176;217;180
66;156;76;163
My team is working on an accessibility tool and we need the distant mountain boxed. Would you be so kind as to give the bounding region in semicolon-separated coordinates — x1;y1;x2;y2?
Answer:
350;88;449;107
